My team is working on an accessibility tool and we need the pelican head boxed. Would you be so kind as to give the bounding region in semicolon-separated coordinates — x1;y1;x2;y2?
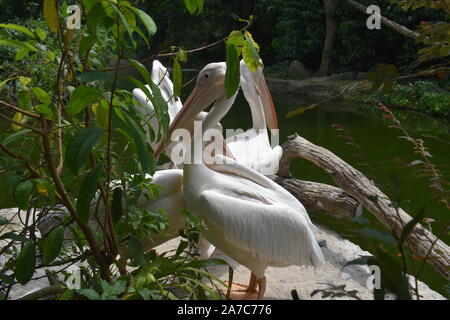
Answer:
240;60;278;130
155;62;227;157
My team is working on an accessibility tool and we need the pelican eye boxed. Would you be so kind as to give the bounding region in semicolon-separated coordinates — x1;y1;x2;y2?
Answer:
198;71;212;85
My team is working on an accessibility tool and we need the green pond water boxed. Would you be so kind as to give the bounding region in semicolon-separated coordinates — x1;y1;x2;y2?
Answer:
0;90;449;297
222;92;450;298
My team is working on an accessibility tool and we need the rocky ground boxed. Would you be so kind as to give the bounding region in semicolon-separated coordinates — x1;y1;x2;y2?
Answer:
0;208;445;300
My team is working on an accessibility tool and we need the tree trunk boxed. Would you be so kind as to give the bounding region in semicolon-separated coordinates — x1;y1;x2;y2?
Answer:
279;134;450;279
317;0;337;76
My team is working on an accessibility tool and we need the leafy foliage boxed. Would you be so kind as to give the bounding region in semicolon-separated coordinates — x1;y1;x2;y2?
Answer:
0;0;235;300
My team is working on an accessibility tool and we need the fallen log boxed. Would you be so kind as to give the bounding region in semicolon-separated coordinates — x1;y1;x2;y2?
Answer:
279;134;450;279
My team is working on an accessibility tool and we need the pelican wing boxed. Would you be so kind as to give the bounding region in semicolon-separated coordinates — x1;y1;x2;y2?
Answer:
211;155;312;225
198;189;324;267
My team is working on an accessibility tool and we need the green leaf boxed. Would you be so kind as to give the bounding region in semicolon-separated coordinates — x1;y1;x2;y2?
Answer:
0;232;29;242
17;91;32;111
35;28;47;41
225;43;240;98
31;87;51;105
111;188;123;224
0;24;35;39
3;129;32;145
0;77;18;93
66;127;105;175
15;242;36;285
78;288;101;300
15;47;29;61
242;33;262;72
184;0;198;15
0;274;15;285
77;163;102;223
36;104;55;120
68;86;103;116
120;108;155;174
197;0;205;12
173;58;182;100
129;237;145;266
342;255;374;270
110;4;135;44
19;76;32;87
0;39;38;52
43;0;60;33
15;180;33;210
79;34;96;56
43;226;64;264
0;216;9;226
132;8;157;38
399;207;425;247
78;71;114;85
358;227;397;246
129;59;151;83
147;81;170;143
227;31;244;55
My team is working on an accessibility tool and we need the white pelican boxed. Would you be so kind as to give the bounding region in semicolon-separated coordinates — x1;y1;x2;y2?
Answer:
226;61;282;175
132;60;218;161
155;62;324;299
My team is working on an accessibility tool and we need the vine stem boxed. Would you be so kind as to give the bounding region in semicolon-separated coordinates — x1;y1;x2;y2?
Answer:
96;21;252;73
40;116;111;281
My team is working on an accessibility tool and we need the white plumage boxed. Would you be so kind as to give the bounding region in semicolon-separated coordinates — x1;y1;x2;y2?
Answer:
226;61;282;175
159;62;324;299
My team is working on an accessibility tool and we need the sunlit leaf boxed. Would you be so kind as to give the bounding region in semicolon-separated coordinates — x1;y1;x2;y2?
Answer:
184;0;198;15
43;0;60;33
173;57;182;100
0;23;35;39
242;32;262;72
31;87;51;105
11;112;24;132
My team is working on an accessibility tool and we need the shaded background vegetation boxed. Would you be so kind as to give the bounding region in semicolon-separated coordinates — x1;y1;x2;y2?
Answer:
1;0;446;71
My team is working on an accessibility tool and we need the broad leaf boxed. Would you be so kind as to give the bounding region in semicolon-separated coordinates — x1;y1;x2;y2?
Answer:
15;180;33;210
242;32;262;72
173;57;182;100
225;43;240;98
184;0;198;15
43;226;64;264
77;163;103;223
15;242;36;285
129;59;151;83
132;8;157;38
31;87;51;105
120;108;155;174
68;86;103;116
129;237;145;266
0;24;35;39
111;188;123;224
358;227;397;246
399;207;425;247
43;0;59;33
66;127;105;175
